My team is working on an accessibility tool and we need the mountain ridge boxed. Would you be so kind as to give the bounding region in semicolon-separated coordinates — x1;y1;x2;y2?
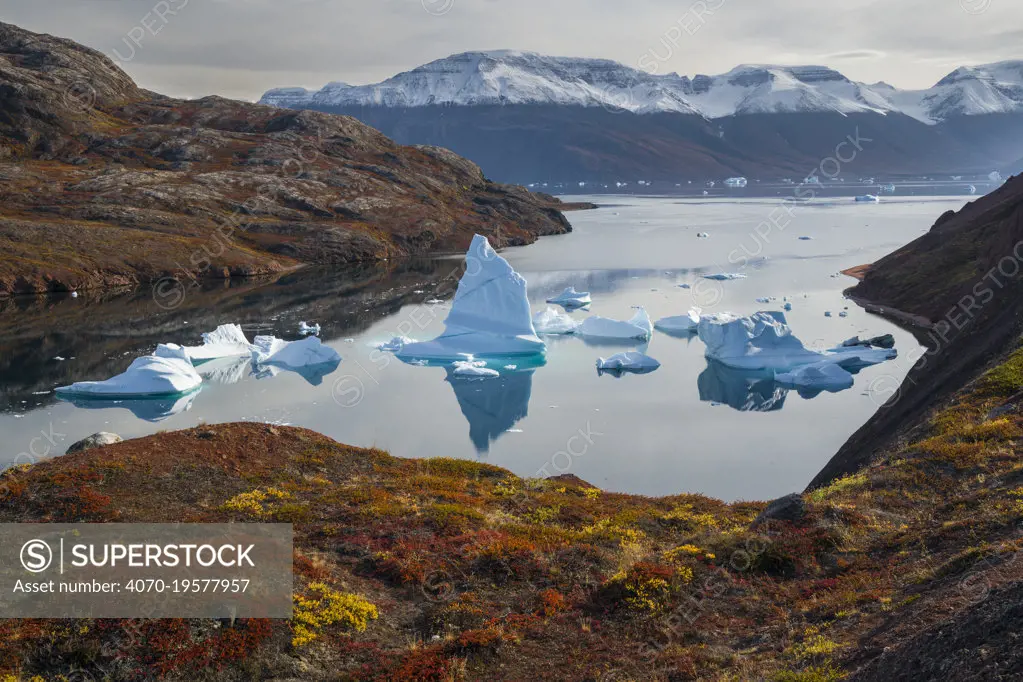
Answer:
261;51;1023;123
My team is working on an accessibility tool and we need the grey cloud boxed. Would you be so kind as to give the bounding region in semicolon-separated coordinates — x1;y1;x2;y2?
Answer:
0;0;1018;99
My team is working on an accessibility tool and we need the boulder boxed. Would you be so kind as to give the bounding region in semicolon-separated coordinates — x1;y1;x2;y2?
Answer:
66;432;123;454
751;493;806;527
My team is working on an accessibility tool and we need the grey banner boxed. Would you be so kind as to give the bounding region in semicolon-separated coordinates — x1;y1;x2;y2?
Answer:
0;524;293;618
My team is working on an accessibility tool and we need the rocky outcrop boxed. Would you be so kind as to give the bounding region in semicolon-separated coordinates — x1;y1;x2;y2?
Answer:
810;175;1023;488
0;22;585;297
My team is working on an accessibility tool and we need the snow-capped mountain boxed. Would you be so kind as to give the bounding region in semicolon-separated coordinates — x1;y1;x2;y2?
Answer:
681;65;898;118
260;52;1023;123
881;61;1023;122
263;51;700;115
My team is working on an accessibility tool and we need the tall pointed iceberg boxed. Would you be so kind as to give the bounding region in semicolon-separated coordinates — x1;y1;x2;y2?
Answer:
397;235;546;360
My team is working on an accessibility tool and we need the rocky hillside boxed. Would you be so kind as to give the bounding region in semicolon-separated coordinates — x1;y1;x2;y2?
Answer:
0;22;585;297
812;174;1023;487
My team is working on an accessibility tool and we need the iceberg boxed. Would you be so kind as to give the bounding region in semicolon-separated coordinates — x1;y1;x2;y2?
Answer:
775;362;854;393
183;324;255;362
532;307;580;335
855;195;880;202
596;351;661;375
451;359;501;379
546;287;592;308
299;321;321;336
654;308;702;336
577;308;653;342
697;311;895;372
376;336;414;353
252;336;341;369
704;273;747;281
55;344;202;398
397;235;546;360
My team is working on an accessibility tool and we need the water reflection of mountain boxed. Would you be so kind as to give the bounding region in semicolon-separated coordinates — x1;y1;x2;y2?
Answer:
445;370;535;455
0;259;459;411
523;264;768;306
697;360;789;412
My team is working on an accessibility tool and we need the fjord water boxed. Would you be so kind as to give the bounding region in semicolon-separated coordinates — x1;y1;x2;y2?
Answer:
0;197;968;500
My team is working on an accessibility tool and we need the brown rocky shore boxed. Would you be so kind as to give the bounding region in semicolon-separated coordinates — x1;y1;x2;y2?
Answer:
0;21;591;297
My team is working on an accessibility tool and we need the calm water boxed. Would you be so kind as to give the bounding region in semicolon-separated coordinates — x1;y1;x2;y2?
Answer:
0;196;969;500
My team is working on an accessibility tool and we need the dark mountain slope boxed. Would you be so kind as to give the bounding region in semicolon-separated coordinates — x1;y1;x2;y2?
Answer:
299;104;1008;183
810;174;1023;488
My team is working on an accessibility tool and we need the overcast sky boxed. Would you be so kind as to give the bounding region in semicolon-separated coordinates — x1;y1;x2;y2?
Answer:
1;0;1019;100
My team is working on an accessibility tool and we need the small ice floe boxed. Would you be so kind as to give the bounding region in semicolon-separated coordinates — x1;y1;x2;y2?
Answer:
775;362;854;393
398;235;545;361
798;236;813;241
825;311;833;317
54;356;66;362
596;351;661;376
504;365;517;370
183;324;255;361
451;358;500;379
546;287;592;308
756;297;771;304
345;338;355;344
298;322;321;336
855;195;880;202
55;344;202;398
250;337;341;385
704;273;747;281
783;303;793;311
532;307;580;335
578;308;653;342
839;311;848;318
654;308;702;335
697;232;710;238
425;298;445;305
377;336;414;353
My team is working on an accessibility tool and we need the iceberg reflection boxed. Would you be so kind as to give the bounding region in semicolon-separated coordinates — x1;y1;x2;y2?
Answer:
697;360;788;412
58;390;200;422
445;367;537;455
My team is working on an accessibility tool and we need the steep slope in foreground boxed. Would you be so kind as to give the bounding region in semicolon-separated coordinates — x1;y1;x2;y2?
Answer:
0;23;581;297
812;174;1023;488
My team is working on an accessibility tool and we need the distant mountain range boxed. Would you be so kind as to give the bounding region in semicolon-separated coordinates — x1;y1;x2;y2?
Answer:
261;51;1023;183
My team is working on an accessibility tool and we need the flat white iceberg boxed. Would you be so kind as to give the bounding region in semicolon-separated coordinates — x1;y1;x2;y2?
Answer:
451;359;501;379
596;351;661;375
578;308;652;342
704;273;747;281
55;344;202;398
532;307;580;335
397;235;546;360
376;336;414;353
546;287;592;308
654;308;702;335
775;362;855;393
183;324;255;361
252;336;341;369
299;321;321;336
697;311;896;372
